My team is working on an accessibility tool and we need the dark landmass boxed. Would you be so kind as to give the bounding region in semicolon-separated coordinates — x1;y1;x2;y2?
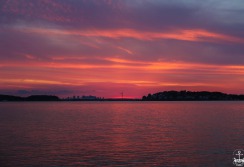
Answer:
1;91;244;101
0;95;60;101
142;91;244;101
0;95;23;101
26;95;60;101
0;94;140;101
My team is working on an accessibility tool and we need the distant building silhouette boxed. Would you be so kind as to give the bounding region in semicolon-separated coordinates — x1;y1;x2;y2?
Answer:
82;95;98;100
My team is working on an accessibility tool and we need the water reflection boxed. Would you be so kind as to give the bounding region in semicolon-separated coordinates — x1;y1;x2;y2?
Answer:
0;101;244;166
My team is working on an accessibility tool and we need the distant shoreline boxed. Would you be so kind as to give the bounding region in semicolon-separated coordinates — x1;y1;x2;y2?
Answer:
1;91;244;101
1;99;244;102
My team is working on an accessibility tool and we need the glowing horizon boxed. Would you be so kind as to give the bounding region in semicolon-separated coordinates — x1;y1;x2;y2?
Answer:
1;0;244;98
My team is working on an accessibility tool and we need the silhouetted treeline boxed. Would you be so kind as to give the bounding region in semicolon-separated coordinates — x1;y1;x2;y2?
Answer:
142;91;244;101
0;95;23;101
1;91;244;101
0;95;60;101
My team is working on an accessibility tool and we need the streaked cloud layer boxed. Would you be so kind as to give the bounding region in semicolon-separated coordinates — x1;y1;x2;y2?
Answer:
0;0;244;97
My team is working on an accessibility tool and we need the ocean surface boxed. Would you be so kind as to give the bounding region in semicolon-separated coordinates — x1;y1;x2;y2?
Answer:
0;101;244;167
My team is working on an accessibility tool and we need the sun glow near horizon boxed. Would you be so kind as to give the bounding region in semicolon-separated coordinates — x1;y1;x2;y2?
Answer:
1;0;244;97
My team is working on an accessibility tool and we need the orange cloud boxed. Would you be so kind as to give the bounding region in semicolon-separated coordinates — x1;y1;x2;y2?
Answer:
1;64;244;97
17;26;244;44
2;58;244;75
1;57;244;98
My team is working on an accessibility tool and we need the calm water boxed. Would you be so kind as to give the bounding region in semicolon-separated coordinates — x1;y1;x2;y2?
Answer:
0;101;244;167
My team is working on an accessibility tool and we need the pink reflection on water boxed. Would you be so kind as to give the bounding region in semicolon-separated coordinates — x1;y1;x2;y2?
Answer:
0;101;244;166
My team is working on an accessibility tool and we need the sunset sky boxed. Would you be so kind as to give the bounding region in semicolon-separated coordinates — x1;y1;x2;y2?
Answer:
0;0;244;98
